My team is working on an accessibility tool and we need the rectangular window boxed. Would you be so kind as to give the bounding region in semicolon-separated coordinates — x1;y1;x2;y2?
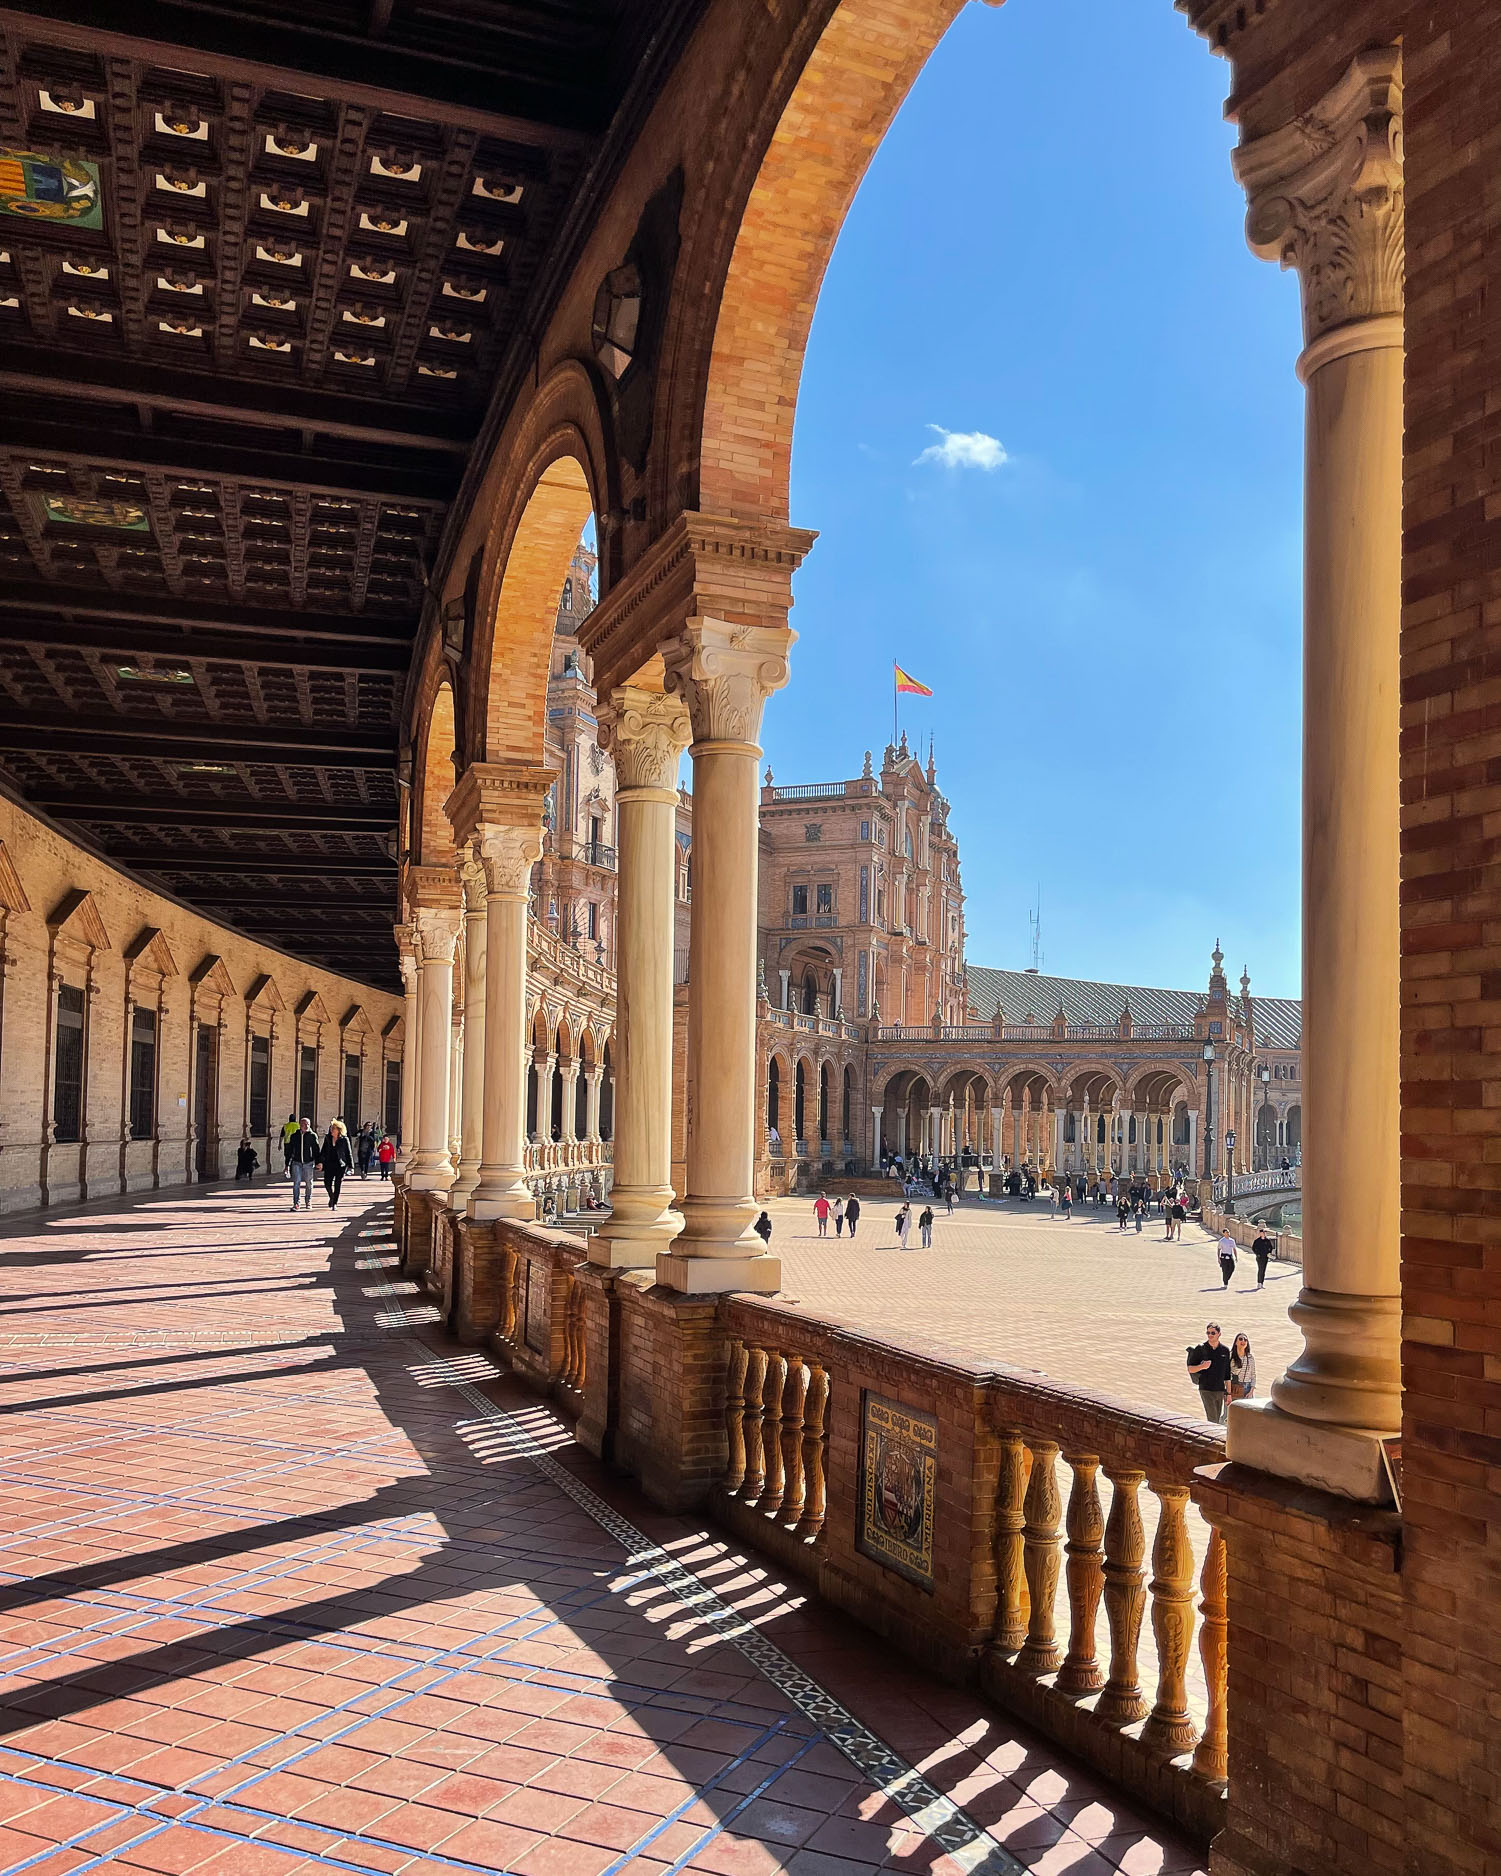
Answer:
587;901;598;940
53;985;85;1144
791;885;808;916
299;1043;318;1120
859;820;870;841
383;1059;402;1137
816;883;833;915
343;1052;362;1124
249;1035;270;1136
129;1006;157;1140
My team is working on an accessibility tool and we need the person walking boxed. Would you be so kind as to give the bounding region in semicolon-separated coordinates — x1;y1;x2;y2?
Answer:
377;1135;395;1180
1116;1198;1130;1232
1251;1227;1274;1289
286;1117;319;1210
833;1197;845;1238
1170;1194;1186;1242
1231;1332;1257;1400
1133;1198;1144;1234
280;1112;299;1180
321;1119;353;1209
895;1203;911;1250
845;1195;860;1239
1060;1185;1072;1221
1186;1323;1232;1423
918;1204;934;1249
944;1185;954;1217
753;1210;773;1245
814;1192;831;1238
356;1122;376;1180
1216;1231;1238;1289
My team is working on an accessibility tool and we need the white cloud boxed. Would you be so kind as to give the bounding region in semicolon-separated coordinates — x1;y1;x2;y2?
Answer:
914;425;1008;471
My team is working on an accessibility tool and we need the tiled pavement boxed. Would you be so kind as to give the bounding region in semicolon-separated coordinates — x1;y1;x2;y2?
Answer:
0;1180;1205;1876
768;1196;1303;1417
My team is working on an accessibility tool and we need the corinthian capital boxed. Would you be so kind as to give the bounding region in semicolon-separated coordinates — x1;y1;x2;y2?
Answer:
459;852;488;916
413;905;462;963
1234;49;1403;347
603;685;691;792
476;822;542;897
662;617;795;749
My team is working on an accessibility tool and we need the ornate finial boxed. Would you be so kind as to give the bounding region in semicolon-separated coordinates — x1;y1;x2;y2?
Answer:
926;736;936;784
763;765;773;787
862;749;873;779
756;958;768;1000
1212;940;1224;971
1240;967;1251;996
898;730;909;757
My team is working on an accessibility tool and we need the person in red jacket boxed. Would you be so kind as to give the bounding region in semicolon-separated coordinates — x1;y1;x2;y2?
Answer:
377;1136;396;1181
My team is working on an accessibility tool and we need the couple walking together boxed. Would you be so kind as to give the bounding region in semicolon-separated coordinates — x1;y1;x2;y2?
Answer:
1186;1322;1256;1423
282;1116;355;1211
812;1193;860;1238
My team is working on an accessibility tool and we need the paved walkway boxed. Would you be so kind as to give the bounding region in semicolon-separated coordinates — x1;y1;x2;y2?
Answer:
768;1196;1303;1419
0;1180;1204;1876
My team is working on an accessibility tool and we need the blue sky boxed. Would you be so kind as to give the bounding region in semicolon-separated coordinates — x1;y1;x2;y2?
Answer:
760;0;1306;999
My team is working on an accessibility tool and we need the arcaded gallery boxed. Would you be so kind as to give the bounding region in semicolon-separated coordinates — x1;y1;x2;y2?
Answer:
0;3;1492;1876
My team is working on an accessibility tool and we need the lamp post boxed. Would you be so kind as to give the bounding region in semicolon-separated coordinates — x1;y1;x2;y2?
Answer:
1225;1129;1236;1211
1258;1062;1271;1169
1201;1040;1215;1183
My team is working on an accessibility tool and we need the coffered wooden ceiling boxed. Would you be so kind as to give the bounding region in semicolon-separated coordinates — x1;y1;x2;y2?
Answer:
0;0;699;991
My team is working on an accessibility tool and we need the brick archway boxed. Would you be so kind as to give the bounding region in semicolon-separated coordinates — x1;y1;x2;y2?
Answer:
413;680;457;868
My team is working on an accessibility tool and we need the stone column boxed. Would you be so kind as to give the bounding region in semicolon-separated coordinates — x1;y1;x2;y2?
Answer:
989;1105;1003;1169
394;926;419;1171
831;967;842;1016
408;901;461;1190
595;686;691;1268
927;1105;941;1160
658;618;793;1293
558;1057;580;1143
465;822;545;1218
1054;1103;1066;1174
872;1105;883;1164
451;860;486;1206
448;1009;464;1169
1229;51;1403;1498
778;968;790;1010
585;1064;603;1143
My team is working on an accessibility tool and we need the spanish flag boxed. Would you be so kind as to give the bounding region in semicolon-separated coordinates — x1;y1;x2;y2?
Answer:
894;663;932;697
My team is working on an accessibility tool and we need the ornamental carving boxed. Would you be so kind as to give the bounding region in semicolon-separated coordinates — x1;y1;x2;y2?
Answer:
476;822;543;897
662;617;794;747
1234;49;1403;345
459;853;488;915
602;685;690;791
412;906;462;963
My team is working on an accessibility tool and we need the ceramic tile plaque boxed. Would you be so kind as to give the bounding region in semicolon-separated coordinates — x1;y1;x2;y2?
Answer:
856;1390;937;1589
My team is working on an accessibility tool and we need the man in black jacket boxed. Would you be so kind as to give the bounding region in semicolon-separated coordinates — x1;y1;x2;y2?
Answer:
286;1117;320;1210
1187;1323;1232;1423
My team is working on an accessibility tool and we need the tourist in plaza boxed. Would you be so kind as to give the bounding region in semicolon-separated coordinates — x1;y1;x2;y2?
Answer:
280;1112;298;1178
814;1192;831;1237
895;1202;911;1249
235;1136;259;1180
1217;1231;1238;1288
753;1210;773;1245
1186;1323;1232;1423
845;1195;860;1238
944;1183;954;1216
377;1135;395;1179
1059;1184;1072;1220
1169;1195;1187;1241
1116;1197;1130;1231
833;1196;845;1237
1231;1332;1257;1399
356;1121;376;1179
918;1204;934;1248
1251;1227;1275;1288
321;1119;353;1209
286;1117;319;1210
1133;1197;1145;1233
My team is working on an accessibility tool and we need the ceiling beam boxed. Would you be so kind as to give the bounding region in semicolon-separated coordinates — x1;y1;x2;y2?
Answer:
111;850;396;876
0;3;601;144
0;350;474;454
196;898;393;913
39;795;395;830
0;712;395;767
6;421;457;506
0;584;415;646
4;615;410;675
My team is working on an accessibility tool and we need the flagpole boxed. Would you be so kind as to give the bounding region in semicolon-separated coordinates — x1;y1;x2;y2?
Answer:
892;661;898;749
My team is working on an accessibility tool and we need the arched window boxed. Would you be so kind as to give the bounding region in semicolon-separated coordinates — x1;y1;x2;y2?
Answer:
599;1044;614;1142
818;1063;830;1142
794;1061;806;1141
768;1059;780;1136
842;1066;853;1143
802;968;818;1014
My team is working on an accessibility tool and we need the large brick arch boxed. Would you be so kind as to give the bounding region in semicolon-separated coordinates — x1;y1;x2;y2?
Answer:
413;679;458;867
693;0;967;524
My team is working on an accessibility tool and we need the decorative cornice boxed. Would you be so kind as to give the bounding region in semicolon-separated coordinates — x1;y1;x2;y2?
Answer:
445;760;556;849
601;684;691;792
402;862;463;915
1234;49;1403;346
663;616;795;748
48;888;110;954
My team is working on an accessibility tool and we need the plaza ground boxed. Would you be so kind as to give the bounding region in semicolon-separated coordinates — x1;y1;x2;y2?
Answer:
764;1196;1303;1422
0;1180;1204;1876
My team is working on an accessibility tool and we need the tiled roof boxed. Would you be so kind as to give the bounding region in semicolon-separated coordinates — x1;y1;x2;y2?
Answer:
966;966;1302;1049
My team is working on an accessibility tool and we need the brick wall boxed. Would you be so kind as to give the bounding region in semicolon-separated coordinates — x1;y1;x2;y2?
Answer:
1397;4;1501;1870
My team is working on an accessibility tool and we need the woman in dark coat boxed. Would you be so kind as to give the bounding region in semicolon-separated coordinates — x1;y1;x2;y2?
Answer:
321;1119;354;1209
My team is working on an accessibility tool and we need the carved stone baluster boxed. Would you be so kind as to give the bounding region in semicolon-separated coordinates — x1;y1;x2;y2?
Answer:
723;1339;748;1493
1143;1481;1199;1754
741;1346;768;1503
1192;1525;1229;1780
760;1351;787;1517
779;1358;808;1528
1098;1466;1149;1723
1018;1439;1063;1674
795;1364;829;1540
1057;1453;1105;1694
992;1429;1029;1652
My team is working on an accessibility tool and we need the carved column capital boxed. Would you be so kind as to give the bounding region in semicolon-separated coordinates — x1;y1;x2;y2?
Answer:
1234;48;1403;349
459;852;489;916
412;905;462;963
476;822;543;898
601;685;691;792
662;618;795;750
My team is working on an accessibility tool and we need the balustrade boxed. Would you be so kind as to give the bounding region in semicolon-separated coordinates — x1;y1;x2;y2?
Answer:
719;1334;829;1543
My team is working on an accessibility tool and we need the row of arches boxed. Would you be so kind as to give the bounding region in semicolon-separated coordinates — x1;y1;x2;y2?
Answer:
766;1053;857;1152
